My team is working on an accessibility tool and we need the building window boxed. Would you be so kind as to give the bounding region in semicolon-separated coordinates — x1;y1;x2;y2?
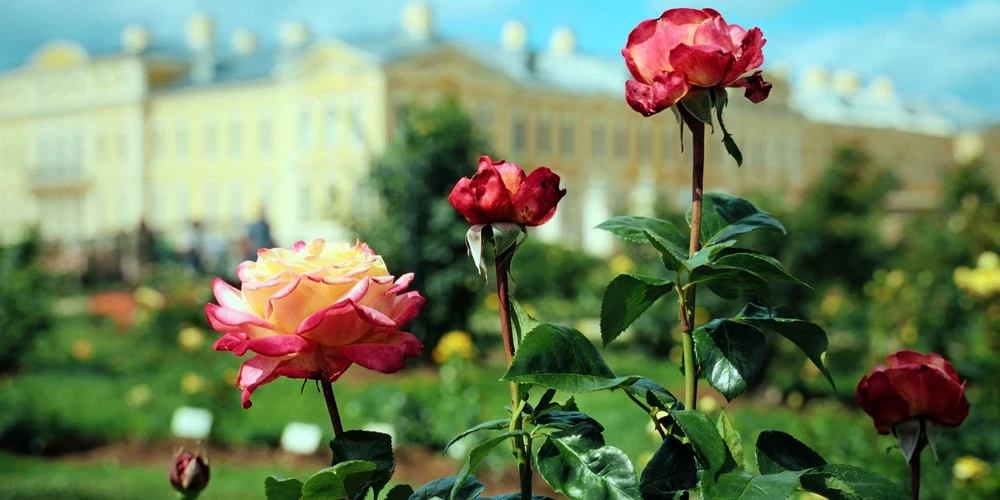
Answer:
176;120;187;161
560;120;574;157
538;117;551;155
591;123;605;158
325;105;338;146
206;120;217;158
615;125;628;159
300;107;312;148
512;115;526;153
351;104;365;147
230;118;241;157
260;115;272;156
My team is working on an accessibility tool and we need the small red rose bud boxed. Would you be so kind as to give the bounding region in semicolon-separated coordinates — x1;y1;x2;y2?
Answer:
170;449;210;498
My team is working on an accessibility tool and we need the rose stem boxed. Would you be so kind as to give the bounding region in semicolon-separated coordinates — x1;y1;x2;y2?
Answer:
496;254;532;499
910;450;921;500
678;105;705;411
321;381;345;437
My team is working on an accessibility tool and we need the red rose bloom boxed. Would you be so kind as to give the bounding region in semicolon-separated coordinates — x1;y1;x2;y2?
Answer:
448;156;566;227
856;350;970;434
622;7;772;117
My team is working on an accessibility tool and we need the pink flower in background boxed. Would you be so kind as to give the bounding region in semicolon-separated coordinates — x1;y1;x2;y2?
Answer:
622;7;772;116
856;350;970;434
448;155;566;227
206;239;424;408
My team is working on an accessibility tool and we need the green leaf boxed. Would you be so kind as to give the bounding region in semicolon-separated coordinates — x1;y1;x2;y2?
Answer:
734;303;836;392
701;470;801;500
643;230;688;272
711;87;743;167
465;224;488;276
265;476;304;500
330;430;395;500
596;216;687;247
502;323;638;392
383;484;414;500
444;419;510;452
600;273;675;346
716;410;745;469
534;388;558;413
639;434;698;497
625;377;677;409
483;495;554;500
688;265;770;301
755;431;826;475
799;464;909;500
301;461;376;500
684;240;736;269
712;253;810;289
451;431;525;500
511;299;541;347
693;319;767;401
670;410;734;477
411;475;486;500
688;193;786;246
491;222;527;259
535;425;641;500
533;411;603;431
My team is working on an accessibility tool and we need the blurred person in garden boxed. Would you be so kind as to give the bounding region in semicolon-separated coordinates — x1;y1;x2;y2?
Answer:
246;204;276;259
180;220;206;274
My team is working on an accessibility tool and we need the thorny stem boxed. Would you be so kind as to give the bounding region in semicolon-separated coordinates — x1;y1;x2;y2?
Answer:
678;105;705;411
321;381;345;438
910;450;921;500
496;255;532;500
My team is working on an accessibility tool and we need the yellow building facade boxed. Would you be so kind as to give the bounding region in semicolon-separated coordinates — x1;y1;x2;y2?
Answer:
1;2;995;256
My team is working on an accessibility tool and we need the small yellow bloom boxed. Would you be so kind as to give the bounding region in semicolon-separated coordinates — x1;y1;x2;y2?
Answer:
484;293;500;312
977;251;999;270
609;255;636;275
134;286;166;310
178;327;206;352
953;455;990;481
71;339;94;362
885;270;905;289
432;330;476;365
181;373;208;395
693;307;711;327
126;384;152;408
698;396;719;414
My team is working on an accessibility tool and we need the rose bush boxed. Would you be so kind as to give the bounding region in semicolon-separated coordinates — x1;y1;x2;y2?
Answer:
622;7;772;116
448;155;566;226
205;239;424;408
856;350;970;434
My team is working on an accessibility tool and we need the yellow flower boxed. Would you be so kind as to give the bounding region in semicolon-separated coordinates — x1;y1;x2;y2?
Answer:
977;251;999;270
134;286;166;310
433;330;476;365
181;373;208;394
71;339;94;362
953;455;990;481
698;396;719;414
484;293;500;312
178;327;206;352
609;255;636;275
885;270;905;289
126;384;152;408
693;307;711;327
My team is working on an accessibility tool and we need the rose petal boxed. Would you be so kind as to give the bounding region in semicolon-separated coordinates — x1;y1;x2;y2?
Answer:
472;164;515;222
731;71;772;103
493;159;527;197
205;303;277;338
722;28;766;85
728;24;748;49
884;365;970;427
888;350;959;381
625;71;691;117
668;44;734;88
448;177;490;225
236;354;334;409
511;167;567;226
623;9;709;83
332;332;423;374
856;371;910;434
693;14;735;52
212;278;253;313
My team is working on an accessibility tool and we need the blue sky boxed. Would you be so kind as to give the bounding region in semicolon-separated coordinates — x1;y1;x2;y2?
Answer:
1;0;997;125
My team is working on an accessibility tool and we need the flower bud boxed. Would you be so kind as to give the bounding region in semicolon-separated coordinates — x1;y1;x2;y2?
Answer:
170;449;210;498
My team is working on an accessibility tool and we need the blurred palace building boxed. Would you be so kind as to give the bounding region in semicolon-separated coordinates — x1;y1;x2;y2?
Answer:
1;2;998;257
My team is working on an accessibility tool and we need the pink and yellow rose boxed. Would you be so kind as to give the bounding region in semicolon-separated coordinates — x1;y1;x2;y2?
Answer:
206;239;424;408
622;7;772;117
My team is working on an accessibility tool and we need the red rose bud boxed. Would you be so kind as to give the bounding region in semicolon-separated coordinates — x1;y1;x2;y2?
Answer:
448;156;566;227
622;8;772;116
170;449;210;498
856;350;970;435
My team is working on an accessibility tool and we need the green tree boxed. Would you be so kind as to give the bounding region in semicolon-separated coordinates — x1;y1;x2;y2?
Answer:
0;228;56;373
354;99;491;355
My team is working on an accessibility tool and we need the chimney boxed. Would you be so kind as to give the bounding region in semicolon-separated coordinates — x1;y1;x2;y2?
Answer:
548;26;575;55
186;13;216;84
502;20;527;52
231;29;258;56
401;1;433;40
122;25;152;54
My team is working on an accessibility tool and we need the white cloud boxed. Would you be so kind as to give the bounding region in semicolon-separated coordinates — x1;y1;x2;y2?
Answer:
769;0;1000;123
